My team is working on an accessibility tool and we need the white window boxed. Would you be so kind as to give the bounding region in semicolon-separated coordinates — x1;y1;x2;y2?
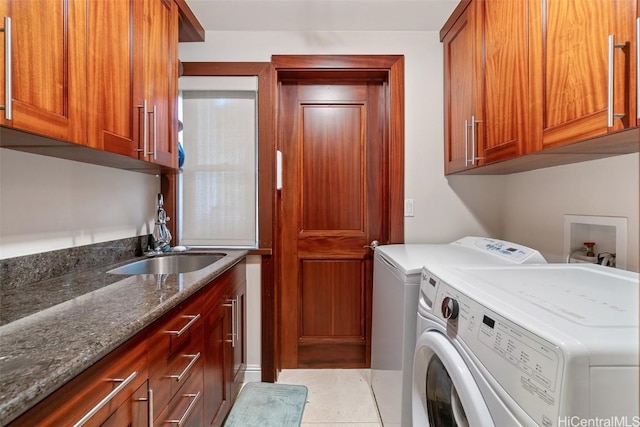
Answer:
178;77;258;248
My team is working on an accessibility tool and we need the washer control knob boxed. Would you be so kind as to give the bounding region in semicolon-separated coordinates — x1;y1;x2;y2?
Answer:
441;297;459;320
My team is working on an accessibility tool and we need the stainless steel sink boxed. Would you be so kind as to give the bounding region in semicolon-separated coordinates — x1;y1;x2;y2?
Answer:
107;253;225;275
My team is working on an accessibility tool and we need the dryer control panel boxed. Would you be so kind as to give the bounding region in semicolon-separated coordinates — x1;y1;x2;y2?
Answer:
422;271;565;427
451;236;547;264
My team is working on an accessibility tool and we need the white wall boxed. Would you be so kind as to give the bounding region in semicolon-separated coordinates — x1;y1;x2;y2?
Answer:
0;149;159;259
503;153;639;272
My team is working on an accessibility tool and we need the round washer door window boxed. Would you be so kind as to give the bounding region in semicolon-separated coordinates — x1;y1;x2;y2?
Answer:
413;331;494;426
426;354;469;426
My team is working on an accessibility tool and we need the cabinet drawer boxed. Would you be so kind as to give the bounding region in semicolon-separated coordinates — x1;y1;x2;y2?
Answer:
149;321;203;421
9;335;148;427
148;295;203;370
156;357;204;427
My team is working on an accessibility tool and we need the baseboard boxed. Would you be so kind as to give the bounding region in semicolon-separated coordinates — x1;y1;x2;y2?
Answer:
243;364;262;383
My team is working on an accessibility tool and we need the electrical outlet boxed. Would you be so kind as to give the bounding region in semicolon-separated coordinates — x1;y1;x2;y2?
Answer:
404;199;415;217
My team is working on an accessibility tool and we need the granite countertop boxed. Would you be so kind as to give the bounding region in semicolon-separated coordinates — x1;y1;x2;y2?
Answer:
0;249;247;426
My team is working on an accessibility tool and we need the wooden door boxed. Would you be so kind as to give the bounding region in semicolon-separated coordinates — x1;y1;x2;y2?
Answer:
530;0;637;150
443;1;480;174
479;0;530;162
1;0;86;144
88;0;144;155
279;79;387;368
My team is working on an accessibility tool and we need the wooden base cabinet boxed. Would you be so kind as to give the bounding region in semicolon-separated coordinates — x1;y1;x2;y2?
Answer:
8;260;247;427
203;263;247;427
9;334;150;427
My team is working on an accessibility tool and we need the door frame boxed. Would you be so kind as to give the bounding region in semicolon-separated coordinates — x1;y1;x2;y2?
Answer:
272;55;405;375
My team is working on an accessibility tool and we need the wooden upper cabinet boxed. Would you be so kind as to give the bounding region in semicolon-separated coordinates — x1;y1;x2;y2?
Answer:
89;0;178;168
144;0;179;168
88;0;143;155
479;0;530;162
443;1;479;174
442;0;529;174
530;0;638;150
0;0;86;144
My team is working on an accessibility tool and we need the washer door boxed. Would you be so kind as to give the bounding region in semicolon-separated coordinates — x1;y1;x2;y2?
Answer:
413;331;494;426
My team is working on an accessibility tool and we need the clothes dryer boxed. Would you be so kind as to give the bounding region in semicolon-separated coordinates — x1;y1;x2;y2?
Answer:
371;237;546;426
414;263;639;426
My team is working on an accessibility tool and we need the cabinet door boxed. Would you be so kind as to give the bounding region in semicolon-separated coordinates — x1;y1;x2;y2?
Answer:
203;298;232;427
231;281;246;398
478;0;530;163
443;1;480;174
101;381;150;427
143;0;178;168
88;0;144;155
531;0;637;150
0;0;86;144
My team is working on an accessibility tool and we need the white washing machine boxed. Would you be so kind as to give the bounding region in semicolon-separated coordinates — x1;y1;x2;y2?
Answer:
371;237;546;426
414;263;639;426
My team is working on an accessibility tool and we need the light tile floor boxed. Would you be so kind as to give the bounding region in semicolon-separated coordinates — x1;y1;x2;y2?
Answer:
276;369;382;427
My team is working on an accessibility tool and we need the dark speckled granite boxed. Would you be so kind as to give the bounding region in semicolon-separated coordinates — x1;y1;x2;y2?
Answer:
0;248;246;426
0;236;149;291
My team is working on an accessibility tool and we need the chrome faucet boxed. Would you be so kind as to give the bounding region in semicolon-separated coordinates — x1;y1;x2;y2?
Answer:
152;193;172;252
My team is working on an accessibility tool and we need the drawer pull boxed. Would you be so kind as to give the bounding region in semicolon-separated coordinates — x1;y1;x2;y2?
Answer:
166;314;201;337
165;391;201;426
73;370;138;427
168;353;201;382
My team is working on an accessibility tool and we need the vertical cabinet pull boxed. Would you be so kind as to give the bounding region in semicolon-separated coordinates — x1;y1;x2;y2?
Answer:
607;34;626;127
1;17;11;120
137;100;149;156
465;116;483;166
223;299;237;347
135;387;154;427
165;392;201;427
149;104;157;160
464;119;469;166
166;314;201;337
72;371;138;427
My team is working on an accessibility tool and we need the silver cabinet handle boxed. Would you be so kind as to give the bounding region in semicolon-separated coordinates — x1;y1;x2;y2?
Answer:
137;100;149;156
1;17;11;120
166;392;201;426
224;299;237;347
168;353;201;382
464;119;469;166
470;115;476;166
73;370;138;427
468;116;483;165
166;314;201;337
150;104;157;160
135;387;154;427
607;34;626;127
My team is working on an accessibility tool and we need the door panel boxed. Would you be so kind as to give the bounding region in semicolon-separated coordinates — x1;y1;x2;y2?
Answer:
279;80;385;368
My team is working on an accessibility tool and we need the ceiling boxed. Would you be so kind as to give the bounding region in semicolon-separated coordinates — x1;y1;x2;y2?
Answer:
184;0;459;32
